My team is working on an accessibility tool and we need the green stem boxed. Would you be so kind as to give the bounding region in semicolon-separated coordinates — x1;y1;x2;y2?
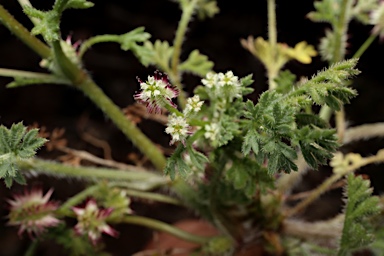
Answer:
24;239;39;256
0;4;51;59
17;0;39;25
118;215;210;244
56;185;100;216
78;34;120;58
353;33;377;59
319;0;353;121
0;68;53;79
171;0;198;108
78;78;167;170
51;40;168;171
332;0;352;63
17;158;168;188
267;0;278;90
121;188;181;205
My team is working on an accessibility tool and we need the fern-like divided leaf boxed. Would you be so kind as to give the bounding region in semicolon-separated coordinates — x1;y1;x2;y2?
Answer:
164;144;208;180
338;174;381;256
0;122;47;188
242;59;358;174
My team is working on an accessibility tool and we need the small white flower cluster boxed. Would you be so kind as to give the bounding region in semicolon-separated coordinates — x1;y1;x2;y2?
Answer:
184;95;204;116
165;114;191;145
201;71;242;102
204;123;220;143
134;71;178;114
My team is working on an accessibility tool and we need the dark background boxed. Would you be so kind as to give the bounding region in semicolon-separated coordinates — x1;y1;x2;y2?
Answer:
0;1;384;255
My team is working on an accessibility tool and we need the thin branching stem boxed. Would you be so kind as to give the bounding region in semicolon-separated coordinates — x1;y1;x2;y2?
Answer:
118;215;211;244
286;151;384;217
171;0;198;108
267;0;278;90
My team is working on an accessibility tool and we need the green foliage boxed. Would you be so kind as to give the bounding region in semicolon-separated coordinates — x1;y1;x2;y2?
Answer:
294;126;337;169
22;0;93;43
195;0;219;20
275;70;297;94
179;50;214;76
143;40;174;72
118;27;153;67
50;226;110;256
23;7;61;42
0;122;47;187
164;144;208;179
338;174;381;256
242;59;358;174
225;157;274;197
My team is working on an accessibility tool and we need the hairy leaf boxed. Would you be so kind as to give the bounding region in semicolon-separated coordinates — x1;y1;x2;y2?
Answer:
179;50;214;76
338;174;381;255
0;122;47;187
143;40;174;72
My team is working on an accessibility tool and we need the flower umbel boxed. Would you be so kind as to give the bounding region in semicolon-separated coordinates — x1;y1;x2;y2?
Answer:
184;95;204;116
7;188;60;238
134;70;179;114
165;114;191;145
72;199;118;246
202;71;242;102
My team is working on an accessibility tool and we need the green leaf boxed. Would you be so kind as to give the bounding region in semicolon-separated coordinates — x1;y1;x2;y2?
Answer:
65;0;94;9
307;0;340;24
275;70;297;94
225;157;273;197
352;0;379;25
295;126;338;169
23;7;60;43
179;50;214;77
338;174;381;255
143;40;174;72
119;27;153;67
196;0;219;20
0;122;47;188
165;145;209;180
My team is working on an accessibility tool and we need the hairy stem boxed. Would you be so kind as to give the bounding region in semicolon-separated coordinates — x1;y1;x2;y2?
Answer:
121;188;181;205
17;158;168;190
57;185;100;216
171;0;198;108
267;0;278;90
0;4;51;59
78;34;120;58
319;0;353;122
118;215;210;244
287;151;384;217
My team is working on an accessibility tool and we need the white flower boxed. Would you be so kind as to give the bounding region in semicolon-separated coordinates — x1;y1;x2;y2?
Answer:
201;72;218;88
165;114;191;145
184;95;204;116
204;123;220;142
134;70;179;113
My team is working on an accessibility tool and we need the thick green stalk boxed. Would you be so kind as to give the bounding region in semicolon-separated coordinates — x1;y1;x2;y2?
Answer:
17;158;167;186
0;4;50;59
332;0;352;63
319;0;353;121
78;77;167;170
171;0;198;108
118;215;210;244
51;40;167;170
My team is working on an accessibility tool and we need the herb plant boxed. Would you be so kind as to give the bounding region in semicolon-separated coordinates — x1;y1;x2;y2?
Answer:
1;0;384;255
